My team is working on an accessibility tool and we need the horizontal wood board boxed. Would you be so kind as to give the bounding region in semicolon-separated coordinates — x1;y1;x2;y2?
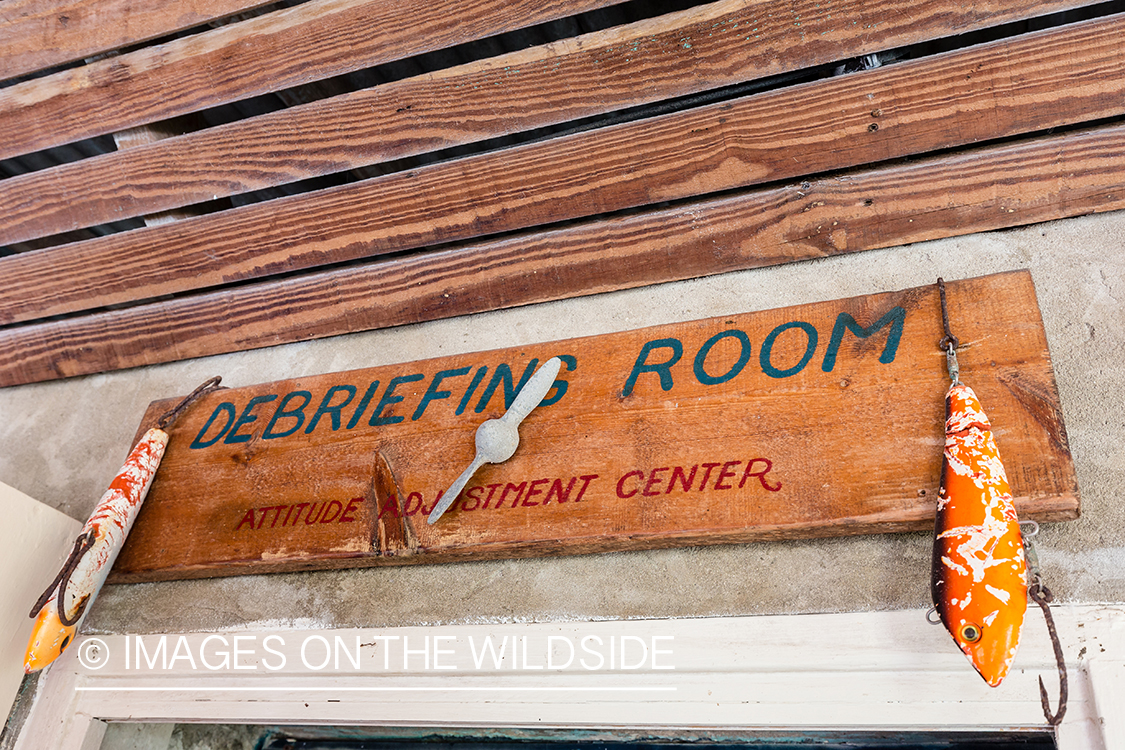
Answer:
108;271;1078;582
0;0;275;82
1;0;1122;390
0;0;628;160
3;119;1123;388
0;0;1094;159
7;10;1125;324
5;2;1119;245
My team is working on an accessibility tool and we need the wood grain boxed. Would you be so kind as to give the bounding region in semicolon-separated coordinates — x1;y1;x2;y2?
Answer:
105;271;1076;582
2;0;1112;244
2;121;1122;388
0;0;274;82
0;0;626;160
109;117;214;226
4;11;1125;324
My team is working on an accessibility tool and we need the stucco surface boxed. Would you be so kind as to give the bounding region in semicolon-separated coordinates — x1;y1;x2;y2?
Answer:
0;211;1122;635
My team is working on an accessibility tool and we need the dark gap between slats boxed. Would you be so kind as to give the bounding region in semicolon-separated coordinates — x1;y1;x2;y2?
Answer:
0;0;708;255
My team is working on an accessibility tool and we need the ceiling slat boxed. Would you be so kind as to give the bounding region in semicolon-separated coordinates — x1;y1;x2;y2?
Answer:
2;12;1124;325
0;0;629;160
0;0;279;82
1;121;1122;387
2;0;1115;245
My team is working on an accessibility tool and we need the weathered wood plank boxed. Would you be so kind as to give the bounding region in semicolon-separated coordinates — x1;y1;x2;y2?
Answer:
109;116;216;226
4;11;1125;323
1;121;1122;388
1;0;1113;244
105;271;1076;582
0;0;274;82
0;0;627;160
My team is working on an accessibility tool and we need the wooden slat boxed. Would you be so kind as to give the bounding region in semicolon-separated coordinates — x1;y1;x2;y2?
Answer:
108;116;218;226
0;0;626;161
0;0;274;82
4;13;1125;324
0;0;1111;244
1;121;1122;387
104;271;1075;581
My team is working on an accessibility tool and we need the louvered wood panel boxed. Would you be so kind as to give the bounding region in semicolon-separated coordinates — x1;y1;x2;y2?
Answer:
0;0;628;159
6;12;1125;326
0;0;1121;387
1;120;1121;387
3;2;1117;244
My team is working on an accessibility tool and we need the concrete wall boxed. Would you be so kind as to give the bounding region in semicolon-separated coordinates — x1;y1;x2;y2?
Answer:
1;211;1121;637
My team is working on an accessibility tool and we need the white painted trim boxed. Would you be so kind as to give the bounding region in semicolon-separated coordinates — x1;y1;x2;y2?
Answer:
14;606;1124;750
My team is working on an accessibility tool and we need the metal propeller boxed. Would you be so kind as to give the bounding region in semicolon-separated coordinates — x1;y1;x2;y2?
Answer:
427;356;563;524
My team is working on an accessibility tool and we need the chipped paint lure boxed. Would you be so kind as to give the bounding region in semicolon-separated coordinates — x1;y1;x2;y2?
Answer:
929;280;1028;688
931;382;1028;686
928;280;1067;727
24;377;222;673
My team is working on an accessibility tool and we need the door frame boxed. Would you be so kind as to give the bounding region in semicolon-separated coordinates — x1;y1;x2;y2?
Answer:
12;606;1123;750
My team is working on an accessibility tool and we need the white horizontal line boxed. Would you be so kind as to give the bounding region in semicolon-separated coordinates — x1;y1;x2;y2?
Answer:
76;686;677;692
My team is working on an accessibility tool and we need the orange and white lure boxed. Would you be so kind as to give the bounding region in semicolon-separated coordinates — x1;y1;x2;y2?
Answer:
927;280;1068;725
931;380;1028;686
24;377;221;673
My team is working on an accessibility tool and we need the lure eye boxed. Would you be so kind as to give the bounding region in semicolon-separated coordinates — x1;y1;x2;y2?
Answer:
959;623;982;643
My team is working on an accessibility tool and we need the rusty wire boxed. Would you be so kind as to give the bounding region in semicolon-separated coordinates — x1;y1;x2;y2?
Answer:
936;278;961;384
937;278;960;353
158;375;223;430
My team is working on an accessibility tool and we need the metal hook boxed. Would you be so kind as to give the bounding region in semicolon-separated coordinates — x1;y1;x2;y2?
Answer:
1021;524;1067;726
28;529;96;625
925;606;942;625
1029;581;1068;726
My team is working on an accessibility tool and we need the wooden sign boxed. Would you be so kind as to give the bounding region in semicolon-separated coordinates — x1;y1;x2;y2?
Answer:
110;271;1078;583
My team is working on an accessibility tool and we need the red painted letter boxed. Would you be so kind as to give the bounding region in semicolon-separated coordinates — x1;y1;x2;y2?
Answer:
574;475;599;501
522;478;549;506
642;468;669;496
544;477;577;504
739;458;781;491
616;471;643;499
713;461;741;490
340;496;365;522
236;508;256;531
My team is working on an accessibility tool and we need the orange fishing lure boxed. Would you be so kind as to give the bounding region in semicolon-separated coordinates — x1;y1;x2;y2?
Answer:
928;279;1068;725
931;381;1028;686
929;279;1029;687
